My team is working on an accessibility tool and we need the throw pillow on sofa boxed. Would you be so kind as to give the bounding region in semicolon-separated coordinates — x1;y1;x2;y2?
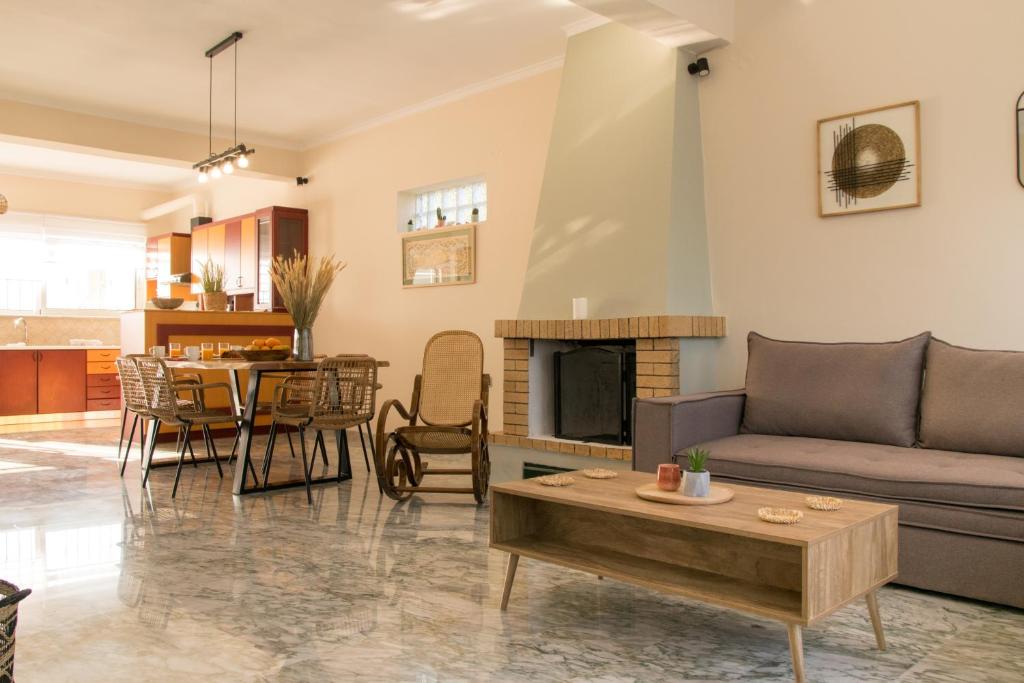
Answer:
919;339;1024;457
741;331;931;447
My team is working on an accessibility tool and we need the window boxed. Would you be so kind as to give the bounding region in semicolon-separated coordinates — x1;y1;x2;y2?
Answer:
409;180;487;230
0;212;146;314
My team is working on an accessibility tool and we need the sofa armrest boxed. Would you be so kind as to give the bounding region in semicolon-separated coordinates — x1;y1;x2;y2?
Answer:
632;390;746;473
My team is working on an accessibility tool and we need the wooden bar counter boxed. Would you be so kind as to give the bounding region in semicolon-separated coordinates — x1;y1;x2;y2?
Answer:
120;309;295;437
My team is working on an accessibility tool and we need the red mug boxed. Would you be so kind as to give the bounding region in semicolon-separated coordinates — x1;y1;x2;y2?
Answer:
657;463;681;492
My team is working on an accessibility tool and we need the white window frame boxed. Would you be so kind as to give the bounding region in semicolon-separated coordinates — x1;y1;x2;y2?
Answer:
397;177;487;232
0;211;146;317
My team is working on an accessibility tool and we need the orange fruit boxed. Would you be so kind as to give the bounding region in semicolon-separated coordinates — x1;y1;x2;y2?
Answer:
251;339;266;347
265;337;281;347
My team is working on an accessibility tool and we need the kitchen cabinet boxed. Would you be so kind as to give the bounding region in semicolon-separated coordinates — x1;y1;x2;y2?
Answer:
0;349;107;416
189;206;307;311
255;206;309;312
0;350;39;416
37;350;86;414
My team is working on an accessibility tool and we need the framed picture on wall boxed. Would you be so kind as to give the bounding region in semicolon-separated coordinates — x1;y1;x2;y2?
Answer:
817;100;921;217
401;224;476;287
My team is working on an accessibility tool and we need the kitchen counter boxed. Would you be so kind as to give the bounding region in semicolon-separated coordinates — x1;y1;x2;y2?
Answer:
0;345;119;351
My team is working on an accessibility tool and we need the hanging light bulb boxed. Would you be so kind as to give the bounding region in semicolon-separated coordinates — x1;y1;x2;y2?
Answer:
236;153;249;169
222;158;234;174
197;167;209;183
211;165;222;179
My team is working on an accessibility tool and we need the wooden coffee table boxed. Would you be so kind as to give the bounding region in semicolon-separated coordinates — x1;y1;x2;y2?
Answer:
490;471;898;682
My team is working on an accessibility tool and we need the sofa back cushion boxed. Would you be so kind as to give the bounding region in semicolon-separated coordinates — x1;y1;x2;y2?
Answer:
741;331;930;447
919;339;1024;457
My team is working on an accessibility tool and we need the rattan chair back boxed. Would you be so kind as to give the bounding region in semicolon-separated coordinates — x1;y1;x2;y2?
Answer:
309;355;378;428
417;331;483;427
134;355;180;422
117;356;150;415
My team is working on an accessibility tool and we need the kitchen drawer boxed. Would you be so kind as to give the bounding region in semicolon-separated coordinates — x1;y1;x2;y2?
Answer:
87;349;119;362
87;386;121;400
87;361;117;375
87;373;119;387
86;398;121;411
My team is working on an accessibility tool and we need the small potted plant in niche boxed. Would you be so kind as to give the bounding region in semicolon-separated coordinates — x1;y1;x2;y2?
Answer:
681;447;711;497
198;258;227;311
436;207;446;227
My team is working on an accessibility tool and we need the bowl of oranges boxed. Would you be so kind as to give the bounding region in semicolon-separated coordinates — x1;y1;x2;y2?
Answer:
238;337;292;361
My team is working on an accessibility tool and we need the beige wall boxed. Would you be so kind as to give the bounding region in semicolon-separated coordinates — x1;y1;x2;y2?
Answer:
0;172;171;224
518;23;712;320
0;99;302;179
698;0;1024;387
201;70;561;430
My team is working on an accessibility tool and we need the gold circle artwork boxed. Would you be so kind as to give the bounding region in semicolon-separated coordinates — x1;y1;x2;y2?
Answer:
0;194;7;215
831;124;906;199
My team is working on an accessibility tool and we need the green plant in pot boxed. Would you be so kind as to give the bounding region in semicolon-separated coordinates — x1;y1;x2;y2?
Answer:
198;258;227;311
682;447;711;497
270;250;346;360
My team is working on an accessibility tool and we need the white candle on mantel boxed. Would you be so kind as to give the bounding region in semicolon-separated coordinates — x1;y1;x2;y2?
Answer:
572;297;588;320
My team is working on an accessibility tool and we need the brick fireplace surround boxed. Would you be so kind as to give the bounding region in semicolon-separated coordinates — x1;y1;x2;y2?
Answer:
491;315;726;461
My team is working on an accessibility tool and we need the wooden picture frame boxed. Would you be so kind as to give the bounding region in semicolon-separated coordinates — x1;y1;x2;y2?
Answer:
817;100;921;217
401;223;477;288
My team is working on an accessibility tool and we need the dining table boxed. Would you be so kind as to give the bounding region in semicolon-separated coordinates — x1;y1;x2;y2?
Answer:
155;357;388;496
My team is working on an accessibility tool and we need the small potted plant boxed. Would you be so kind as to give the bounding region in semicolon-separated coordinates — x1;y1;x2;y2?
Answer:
436;207;447;227
198;258;227;311
681;447;711;497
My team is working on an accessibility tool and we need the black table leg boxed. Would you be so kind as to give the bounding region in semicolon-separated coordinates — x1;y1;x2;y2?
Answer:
231;369;262;494
335;429;352;481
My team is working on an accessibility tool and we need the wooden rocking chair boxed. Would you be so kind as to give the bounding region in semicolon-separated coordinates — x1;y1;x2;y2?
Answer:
375;330;491;503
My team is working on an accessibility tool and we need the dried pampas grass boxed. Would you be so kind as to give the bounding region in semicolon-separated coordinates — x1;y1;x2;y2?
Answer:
270;251;346;329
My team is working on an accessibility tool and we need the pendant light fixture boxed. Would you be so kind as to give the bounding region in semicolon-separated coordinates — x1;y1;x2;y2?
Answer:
193;31;255;183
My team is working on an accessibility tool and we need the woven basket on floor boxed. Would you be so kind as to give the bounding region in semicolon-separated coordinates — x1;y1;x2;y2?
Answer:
1;579;31;683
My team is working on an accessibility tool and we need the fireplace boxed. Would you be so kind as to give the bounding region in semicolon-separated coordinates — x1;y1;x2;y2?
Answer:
491;315;727;461
554;343;635;445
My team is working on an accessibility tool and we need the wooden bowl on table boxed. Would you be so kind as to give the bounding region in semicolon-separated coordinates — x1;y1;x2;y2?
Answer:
238;349;292;362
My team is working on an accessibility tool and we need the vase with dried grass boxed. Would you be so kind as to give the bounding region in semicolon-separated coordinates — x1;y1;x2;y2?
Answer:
270;251;346;360
198;258;227;311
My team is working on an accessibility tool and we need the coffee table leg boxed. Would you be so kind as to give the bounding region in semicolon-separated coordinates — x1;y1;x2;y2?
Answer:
786;624;805;683
500;553;519;611
865;590;887;651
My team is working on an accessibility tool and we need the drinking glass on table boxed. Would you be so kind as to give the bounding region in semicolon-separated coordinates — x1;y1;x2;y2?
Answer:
218;342;232;357
201;342;214;361
168;342;182;358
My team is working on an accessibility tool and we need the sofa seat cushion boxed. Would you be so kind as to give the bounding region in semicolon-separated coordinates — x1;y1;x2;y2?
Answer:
740;331;930;447
919;339;1024;458
687;434;1024;512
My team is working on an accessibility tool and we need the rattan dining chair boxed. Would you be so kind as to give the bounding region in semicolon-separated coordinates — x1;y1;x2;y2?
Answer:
264;355;379;504
115;357;153;477
135;356;244;497
375;331;491;503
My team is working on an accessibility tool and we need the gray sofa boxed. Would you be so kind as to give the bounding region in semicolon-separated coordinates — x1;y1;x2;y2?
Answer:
633;331;1024;609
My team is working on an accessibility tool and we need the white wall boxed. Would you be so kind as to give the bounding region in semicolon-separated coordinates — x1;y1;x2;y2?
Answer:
699;0;1024;387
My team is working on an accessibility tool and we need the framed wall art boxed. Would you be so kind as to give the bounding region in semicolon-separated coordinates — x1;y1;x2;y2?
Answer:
817;100;920;217
401;223;476;288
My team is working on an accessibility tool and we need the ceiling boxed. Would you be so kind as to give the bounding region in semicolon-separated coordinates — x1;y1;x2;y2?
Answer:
0;0;595;149
0;140;195;190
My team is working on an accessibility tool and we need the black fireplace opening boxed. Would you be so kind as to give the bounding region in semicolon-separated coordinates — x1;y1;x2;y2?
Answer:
554;341;636;445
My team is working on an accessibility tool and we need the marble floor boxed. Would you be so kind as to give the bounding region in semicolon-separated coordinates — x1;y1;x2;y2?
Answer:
1;425;1022;682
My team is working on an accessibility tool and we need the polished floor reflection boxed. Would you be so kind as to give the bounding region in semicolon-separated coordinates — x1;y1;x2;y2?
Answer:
1;425;1022;682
